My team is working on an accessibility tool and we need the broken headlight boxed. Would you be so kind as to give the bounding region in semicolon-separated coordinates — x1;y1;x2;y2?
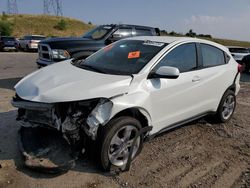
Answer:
85;99;113;139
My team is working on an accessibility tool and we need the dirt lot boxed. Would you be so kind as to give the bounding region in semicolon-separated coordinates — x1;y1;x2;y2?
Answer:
0;53;249;188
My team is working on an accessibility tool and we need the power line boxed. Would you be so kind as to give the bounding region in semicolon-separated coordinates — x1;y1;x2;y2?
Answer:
43;0;63;16
7;0;18;14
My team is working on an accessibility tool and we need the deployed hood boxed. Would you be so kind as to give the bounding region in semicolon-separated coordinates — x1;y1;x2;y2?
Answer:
15;60;132;103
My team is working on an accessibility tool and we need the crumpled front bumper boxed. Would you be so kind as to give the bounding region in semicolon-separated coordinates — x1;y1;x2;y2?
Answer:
18;127;77;174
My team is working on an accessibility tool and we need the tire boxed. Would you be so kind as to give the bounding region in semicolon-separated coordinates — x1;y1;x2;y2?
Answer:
97;116;143;171
26;45;30;52
215;90;236;123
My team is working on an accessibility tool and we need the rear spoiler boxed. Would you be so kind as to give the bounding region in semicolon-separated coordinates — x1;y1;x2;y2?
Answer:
154;28;161;36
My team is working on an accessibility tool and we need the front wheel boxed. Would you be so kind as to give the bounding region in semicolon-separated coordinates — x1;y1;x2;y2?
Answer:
215;90;236;123
97;117;143;171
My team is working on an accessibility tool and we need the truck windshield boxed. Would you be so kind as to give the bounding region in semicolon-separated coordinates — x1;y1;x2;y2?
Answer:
75;40;167;75
82;25;113;40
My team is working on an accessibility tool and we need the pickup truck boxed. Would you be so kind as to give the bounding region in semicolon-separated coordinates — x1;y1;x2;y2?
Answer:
36;24;160;67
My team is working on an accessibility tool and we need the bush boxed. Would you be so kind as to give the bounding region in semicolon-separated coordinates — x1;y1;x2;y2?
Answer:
0;20;13;36
54;19;67;31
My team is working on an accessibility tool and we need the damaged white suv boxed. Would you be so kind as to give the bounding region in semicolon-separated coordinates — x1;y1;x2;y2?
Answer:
12;36;240;172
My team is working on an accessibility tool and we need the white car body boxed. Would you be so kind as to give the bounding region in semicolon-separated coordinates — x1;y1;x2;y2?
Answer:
14;36;240;135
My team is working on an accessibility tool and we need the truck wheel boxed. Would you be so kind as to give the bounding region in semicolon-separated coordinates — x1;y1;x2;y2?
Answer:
26;45;30;52
215;90;236;123
97;116;143;171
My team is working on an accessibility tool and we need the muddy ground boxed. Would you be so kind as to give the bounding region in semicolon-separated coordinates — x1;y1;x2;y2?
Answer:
0;53;249;188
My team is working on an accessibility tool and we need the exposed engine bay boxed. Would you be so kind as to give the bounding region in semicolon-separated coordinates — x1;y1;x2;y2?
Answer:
12;94;114;169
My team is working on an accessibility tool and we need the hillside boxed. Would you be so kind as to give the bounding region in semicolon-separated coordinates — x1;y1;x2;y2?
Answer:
0;14;94;37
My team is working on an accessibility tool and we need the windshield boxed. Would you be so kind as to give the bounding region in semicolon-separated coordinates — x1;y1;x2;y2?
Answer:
75;40;167;75
82;25;113;40
2;37;15;41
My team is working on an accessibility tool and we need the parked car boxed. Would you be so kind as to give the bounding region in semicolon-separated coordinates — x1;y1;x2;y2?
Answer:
227;46;250;62
241;54;250;73
0;36;18;51
18;35;46;51
36;24;160;67
12;36;240;172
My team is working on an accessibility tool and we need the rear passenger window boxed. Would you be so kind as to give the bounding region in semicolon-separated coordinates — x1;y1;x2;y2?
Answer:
201;44;225;67
154;43;197;73
135;28;153;36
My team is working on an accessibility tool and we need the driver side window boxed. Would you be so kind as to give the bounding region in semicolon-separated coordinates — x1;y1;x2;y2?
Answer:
113;27;132;38
154;43;197;73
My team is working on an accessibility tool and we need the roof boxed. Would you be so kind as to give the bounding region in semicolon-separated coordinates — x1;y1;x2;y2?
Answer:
125;36;229;52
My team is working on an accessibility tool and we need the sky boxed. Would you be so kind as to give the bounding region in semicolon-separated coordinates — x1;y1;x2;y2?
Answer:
0;0;250;41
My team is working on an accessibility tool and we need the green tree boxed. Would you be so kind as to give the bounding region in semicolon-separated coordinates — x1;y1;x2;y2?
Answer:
0;21;13;36
186;29;196;37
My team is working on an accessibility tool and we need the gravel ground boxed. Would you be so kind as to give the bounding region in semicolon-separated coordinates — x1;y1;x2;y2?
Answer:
0;53;249;188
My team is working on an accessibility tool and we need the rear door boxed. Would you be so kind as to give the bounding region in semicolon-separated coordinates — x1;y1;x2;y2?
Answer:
194;43;232;112
147;42;207;133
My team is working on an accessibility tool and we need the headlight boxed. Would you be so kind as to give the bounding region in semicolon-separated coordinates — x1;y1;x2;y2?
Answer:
51;49;70;59
87;99;113;126
85;99;113;140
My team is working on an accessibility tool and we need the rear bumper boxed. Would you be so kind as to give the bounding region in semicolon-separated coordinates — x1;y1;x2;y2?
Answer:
3;46;17;50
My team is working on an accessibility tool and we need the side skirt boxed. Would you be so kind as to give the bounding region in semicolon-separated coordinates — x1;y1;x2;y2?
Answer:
145;111;215;141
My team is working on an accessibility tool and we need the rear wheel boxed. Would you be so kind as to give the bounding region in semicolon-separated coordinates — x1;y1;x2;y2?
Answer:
97;116;143;171
215;90;236;123
26;45;30;52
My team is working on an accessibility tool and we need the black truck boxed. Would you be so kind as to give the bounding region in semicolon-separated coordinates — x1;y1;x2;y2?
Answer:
36;24;160;67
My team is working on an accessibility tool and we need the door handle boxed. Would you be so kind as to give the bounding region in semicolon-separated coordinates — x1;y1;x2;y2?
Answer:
192;76;201;82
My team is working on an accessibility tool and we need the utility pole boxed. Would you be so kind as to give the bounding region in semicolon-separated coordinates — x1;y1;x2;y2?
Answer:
7;0;18;14
43;0;63;16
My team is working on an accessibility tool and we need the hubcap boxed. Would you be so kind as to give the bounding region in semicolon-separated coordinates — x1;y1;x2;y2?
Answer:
108;125;140;167
222;95;235;120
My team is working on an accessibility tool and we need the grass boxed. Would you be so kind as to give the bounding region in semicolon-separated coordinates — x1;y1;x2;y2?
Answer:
0;14;94;38
0;14;250;47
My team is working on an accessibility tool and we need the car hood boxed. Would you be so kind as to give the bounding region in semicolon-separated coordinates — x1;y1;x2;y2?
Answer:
15;60;132;103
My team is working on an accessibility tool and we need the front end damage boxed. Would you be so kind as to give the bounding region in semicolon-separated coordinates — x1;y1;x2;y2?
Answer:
12;95;114;172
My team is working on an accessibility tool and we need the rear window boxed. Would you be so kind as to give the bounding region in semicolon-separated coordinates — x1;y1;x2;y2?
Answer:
201;44;225;67
135;28;153;36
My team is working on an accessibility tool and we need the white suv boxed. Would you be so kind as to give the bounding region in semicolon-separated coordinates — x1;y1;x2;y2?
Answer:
12;36;240;172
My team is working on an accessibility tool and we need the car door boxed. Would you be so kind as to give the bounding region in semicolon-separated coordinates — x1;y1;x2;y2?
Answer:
147;42;206;133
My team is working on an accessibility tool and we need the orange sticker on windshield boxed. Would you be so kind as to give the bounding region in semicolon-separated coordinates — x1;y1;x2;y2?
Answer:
128;51;140;59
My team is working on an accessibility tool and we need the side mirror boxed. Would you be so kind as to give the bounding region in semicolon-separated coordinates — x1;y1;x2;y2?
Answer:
148;66;180;79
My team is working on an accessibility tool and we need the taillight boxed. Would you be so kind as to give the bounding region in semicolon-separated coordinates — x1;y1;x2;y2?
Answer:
238;63;243;73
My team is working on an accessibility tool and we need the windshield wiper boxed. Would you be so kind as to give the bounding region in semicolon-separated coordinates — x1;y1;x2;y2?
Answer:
80;64;106;73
